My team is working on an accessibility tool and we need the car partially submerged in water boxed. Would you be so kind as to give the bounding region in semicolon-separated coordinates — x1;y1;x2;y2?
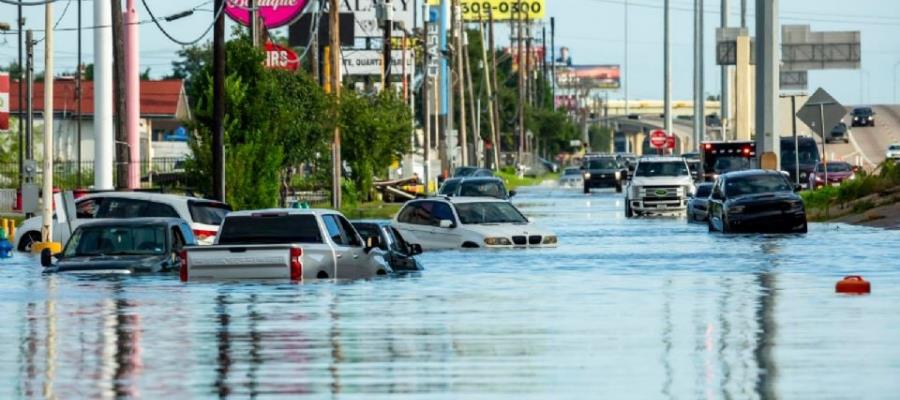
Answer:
42;218;195;274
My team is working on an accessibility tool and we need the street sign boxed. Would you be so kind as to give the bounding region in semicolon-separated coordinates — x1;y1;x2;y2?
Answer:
342;49;415;76
264;42;300;72
225;0;309;29
650;129;668;149
796;87;846;137
666;135;676;150
0;73;8;131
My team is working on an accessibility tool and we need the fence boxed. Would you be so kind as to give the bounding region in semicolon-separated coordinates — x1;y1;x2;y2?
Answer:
0;158;186;190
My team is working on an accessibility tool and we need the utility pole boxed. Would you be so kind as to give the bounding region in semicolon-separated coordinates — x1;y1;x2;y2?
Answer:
94;0;113;190
439;0;450;175
463;30;478;166
125;0;140;189
624;0;629;116
454;0;468;166
330;0;342;209
550;17;555;104
720;0;730;140
17;6;24;188
693;0;705;151
488;11;501;167
423;5;431;194
311;1;320;85
25;30;33;166
40;1;54;245
381;0;393;88
479;17;498;170
112;0;129;189
755;0;780;169
741;0;747;28
76;0;82;188
213;0;225;201
250;0;260;46
517;11;526;166
664;0;672;135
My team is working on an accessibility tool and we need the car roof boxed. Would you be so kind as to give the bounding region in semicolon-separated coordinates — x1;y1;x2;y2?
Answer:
351;219;392;226
414;196;508;204
77;217;185;228
721;169;785;179
450;176;504;183
638;156;684;162
695;182;714;188
81;191;225;205
226;208;341;217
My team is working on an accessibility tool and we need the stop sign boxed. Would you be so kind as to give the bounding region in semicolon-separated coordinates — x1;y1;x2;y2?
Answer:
650;129;668;149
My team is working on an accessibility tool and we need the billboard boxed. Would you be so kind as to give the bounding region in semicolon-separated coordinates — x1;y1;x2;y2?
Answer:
0;73;8;131
556;65;621;90
342;49;416;76
299;0;415;38
225;0;309;29
426;0;545;21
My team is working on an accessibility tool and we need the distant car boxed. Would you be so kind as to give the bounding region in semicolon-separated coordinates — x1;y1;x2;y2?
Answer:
352;220;424;272
850;107;875;127
615;153;638;178
452;166;493;178
809;161;855;189
438;177;514;199
886;144;900;160
707;170;807;234
15;192;231;251
393;197;558;250
582;155;628;193
686;183;714;223
827;122;851;144
559;167;584;187
41;218;196;274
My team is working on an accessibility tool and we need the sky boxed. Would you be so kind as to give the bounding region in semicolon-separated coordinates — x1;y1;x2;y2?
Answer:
1;0;899;105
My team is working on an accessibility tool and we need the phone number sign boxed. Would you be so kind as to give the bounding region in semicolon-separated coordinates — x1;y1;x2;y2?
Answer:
427;0;545;21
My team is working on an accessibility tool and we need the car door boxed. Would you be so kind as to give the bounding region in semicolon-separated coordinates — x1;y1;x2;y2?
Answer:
707;180;726;231
395;202;440;249
423;201;463;248
322;214;369;278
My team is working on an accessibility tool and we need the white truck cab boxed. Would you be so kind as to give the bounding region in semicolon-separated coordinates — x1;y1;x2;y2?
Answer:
625;156;695;217
182;209;390;281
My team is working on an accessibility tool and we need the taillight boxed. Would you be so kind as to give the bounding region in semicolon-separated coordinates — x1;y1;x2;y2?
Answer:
179;250;188;282
290;247;303;282
704;143;712;150
193;229;217;241
743;147;751;155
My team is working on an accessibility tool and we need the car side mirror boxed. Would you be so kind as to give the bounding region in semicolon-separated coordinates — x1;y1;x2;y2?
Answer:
365;236;381;253
439;219;454;229
41;248;53;268
508;190;517;198
409;243;423;256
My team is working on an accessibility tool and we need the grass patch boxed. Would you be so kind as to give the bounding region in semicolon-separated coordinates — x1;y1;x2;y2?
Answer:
496;168;560;190
801;159;900;220
308;201;402;220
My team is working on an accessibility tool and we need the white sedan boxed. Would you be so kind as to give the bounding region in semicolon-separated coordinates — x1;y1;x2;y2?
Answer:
393;197;558;250
558;167;584;187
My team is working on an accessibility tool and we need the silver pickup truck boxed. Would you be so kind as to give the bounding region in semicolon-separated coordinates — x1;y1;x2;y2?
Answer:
181;209;391;281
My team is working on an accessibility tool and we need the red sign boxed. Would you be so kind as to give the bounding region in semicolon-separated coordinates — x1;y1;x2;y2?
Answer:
225;0;309;29
264;42;300;71
0;73;8;131
666;135;676;149
649;129;668;149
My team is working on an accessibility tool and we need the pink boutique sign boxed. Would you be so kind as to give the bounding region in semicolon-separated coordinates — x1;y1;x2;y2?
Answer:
225;0;309;29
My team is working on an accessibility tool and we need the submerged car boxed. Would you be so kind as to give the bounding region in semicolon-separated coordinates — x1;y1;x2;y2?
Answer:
439;177;514;199
42;218;195;274
393;197;557;250
686;183;714;223
559;167;584;187
582;155;628;193
809;161;855;189
625;157;694;217
352;220;424;272
707;170;807;234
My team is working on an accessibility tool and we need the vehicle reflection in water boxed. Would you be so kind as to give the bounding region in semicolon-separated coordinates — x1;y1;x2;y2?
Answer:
2;186;899;398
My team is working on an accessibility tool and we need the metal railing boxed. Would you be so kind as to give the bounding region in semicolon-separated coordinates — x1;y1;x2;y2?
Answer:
0;158;187;190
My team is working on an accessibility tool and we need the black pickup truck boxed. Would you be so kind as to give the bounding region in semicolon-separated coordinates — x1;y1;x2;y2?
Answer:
582;155;628;193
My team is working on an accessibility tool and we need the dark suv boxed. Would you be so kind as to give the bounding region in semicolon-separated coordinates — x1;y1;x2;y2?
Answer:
582;155;628;193
707;170;807;234
851;107;875;127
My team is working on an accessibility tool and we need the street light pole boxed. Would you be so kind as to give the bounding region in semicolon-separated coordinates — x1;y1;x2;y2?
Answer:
664;0;672;135
623;0;628;117
212;0;226;201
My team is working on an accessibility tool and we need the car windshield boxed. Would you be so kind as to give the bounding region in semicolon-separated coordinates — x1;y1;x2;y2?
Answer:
714;157;752;173
587;159;618;169
635;161;689;177
725;175;793;197
854;108;872;115
458;181;507;199
189;201;232;226
455;202;528;225
438;180;460;195
453;167;477;177
890;145;900;150
816;163;852;173
64;225;167;257
563;168;581;176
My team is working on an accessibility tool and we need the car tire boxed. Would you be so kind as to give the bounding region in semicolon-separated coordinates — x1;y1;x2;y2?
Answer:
625;201;634;218
17;231;41;252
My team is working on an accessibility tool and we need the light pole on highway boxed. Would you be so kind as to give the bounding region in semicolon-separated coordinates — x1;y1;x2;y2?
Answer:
624;0;629;117
664;0;672;136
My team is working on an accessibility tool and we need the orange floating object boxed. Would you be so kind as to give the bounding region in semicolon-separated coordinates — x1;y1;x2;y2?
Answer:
836;275;871;294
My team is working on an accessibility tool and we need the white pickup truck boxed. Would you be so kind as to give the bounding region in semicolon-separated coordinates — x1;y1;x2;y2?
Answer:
180;209;391;281
625;156;695;217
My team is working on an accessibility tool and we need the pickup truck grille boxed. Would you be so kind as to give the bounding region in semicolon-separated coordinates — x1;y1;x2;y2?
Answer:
640;186;682;198
512;236;527;245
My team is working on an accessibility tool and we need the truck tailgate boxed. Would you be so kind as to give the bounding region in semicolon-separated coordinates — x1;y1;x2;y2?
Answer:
182;245;297;281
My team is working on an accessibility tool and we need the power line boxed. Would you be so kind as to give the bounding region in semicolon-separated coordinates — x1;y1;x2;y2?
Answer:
140;0;226;46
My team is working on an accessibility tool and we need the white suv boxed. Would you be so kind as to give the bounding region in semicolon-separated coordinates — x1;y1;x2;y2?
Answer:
625;156;695;217
15;192;231;251
393;197;557;250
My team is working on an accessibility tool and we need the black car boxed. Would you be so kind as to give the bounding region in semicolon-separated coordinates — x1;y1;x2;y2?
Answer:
780;136;821;187
707;170;807;234
687;182;714;223
41;218;196;273
352;220;424;272
850;107;875;127
828;122;851;144
438;177;513;199
582;155;627;193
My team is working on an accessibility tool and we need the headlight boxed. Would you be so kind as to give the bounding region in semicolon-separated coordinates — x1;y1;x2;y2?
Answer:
815;175;824;182
542;235;558;245
849;173;856;180
615;171;621;180
584;172;592;179
800;172;808;179
729;205;746;214
869;116;874;120
484;237;512;246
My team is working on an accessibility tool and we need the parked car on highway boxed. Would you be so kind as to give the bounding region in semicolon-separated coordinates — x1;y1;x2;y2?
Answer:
827;122;851;144
16;192;231;252
41;218;195;274
707;170;807;234
851;107;875;127
181;209;391;281
559;167;584;187
439;177;513;199
352;220;424;272
809;161;856;189
686;183;714;223
886;144;900;160
393;197;558;250
582;155;628;193
625;156;695;217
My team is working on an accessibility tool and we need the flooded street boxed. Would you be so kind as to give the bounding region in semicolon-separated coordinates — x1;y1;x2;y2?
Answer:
2;185;900;399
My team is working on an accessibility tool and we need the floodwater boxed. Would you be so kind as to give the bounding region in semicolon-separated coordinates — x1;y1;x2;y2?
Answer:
2;185;900;399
